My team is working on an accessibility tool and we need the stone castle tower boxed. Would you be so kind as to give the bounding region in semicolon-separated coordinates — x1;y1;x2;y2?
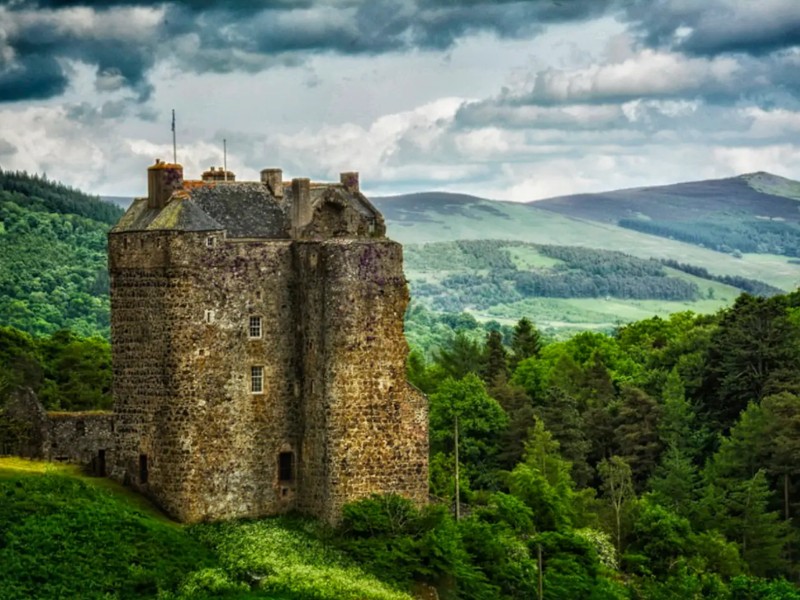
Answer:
107;160;428;523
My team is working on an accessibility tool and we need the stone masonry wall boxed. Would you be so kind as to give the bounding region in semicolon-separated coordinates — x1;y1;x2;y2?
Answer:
110;227;428;524
110;230;300;522
45;412;115;474
295;240;428;522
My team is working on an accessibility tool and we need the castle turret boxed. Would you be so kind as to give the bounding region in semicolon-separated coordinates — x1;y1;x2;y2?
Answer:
147;159;183;209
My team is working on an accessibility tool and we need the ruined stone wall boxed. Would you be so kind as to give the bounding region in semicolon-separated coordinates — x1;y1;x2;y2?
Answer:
45;412;115;474
110;230;300;522
295;240;428;522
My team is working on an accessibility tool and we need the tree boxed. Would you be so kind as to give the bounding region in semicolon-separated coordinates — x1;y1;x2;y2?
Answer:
598;456;635;557
481;329;509;385
534;387;592;487
430;374;509;495
614;386;663;488
434;331;484;380
510;317;542;370
720;470;788;577
648;445;701;521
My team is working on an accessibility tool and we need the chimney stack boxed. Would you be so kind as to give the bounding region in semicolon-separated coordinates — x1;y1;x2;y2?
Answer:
147;159;183;209
261;168;284;197
340;171;359;193
291;178;311;238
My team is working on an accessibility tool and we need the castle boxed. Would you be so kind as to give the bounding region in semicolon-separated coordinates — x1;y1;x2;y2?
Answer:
5;161;429;524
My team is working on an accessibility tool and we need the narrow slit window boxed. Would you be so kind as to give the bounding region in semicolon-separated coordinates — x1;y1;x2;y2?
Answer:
204;309;215;324
279;452;294;483
139;454;148;484
251;366;264;394
249;316;262;338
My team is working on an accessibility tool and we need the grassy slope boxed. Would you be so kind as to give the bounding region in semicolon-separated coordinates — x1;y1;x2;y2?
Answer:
0;458;411;600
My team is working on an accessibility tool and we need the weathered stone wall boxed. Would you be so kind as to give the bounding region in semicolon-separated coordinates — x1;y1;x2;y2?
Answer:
45;412;115;474
110;230;300;521
295;240;428;522
110;223;428;523
1;388;48;457
0;388;114;474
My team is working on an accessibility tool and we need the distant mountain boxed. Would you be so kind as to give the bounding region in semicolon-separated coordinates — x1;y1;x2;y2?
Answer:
531;172;800;224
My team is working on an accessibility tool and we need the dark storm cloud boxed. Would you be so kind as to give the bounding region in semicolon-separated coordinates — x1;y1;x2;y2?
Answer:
622;0;800;57
0;0;614;103
0;54;67;101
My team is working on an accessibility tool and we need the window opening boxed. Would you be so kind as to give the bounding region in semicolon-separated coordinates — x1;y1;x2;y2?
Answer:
206;236;215;248
249;316;262;338
204;309;215;324
279;452;294;483
251;366;264;394
76;420;86;436
139;454;149;484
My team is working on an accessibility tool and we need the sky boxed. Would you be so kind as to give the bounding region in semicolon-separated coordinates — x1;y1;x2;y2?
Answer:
0;0;799;201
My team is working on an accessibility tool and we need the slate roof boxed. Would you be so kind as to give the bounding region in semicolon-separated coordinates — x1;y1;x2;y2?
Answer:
111;179;383;239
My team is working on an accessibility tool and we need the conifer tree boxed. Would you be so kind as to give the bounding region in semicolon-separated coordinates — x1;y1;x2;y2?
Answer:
510;317;542;370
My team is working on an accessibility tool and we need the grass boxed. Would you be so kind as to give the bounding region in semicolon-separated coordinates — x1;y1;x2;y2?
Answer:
0;458;413;600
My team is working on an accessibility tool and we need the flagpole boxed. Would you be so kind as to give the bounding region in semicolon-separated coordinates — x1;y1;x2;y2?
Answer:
172;109;177;164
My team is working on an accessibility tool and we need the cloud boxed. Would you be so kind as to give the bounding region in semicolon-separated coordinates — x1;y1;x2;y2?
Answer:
1;0;615;103
623;0;800;57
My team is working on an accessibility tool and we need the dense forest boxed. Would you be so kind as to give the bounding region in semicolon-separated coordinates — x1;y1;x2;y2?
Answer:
0;170;121;337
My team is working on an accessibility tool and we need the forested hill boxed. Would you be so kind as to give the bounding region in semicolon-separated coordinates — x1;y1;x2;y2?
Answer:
0;171;120;337
0;170;122;225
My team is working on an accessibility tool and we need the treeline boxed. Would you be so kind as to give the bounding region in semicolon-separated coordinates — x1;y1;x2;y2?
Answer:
0;326;111;411
0;169;123;225
619;217;800;258
660;259;784;297
387;291;800;597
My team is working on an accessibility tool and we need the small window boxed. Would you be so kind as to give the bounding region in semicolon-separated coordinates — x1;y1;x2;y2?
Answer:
251;366;264;394
206;236;215;248
76;420;86;436
204;309;215;324
139;454;149;484
279;452;294;483
249;316;262;338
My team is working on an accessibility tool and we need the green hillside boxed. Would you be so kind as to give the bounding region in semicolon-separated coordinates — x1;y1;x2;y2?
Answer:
0;458;412;600
404;240;783;335
0;170;122;337
372;191;800;293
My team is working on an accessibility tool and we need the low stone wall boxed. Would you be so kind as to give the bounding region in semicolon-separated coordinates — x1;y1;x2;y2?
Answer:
0;388;115;476
45;412;115;475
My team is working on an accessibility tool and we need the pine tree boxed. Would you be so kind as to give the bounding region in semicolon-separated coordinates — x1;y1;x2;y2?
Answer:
481;329;509;385
510;317;542;370
614;385;663;488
